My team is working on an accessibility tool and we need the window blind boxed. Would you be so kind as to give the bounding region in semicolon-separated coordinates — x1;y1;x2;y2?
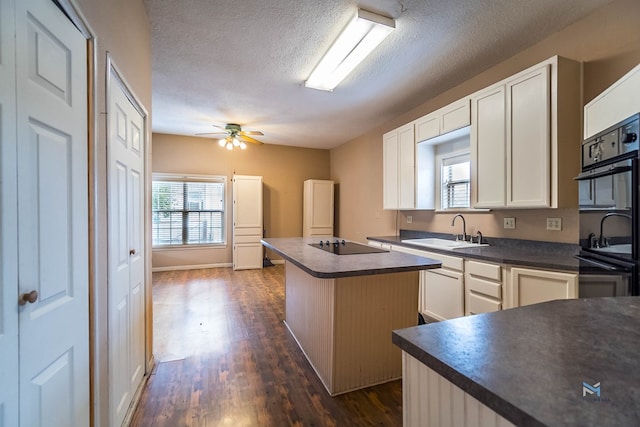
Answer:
441;154;470;210
152;177;225;246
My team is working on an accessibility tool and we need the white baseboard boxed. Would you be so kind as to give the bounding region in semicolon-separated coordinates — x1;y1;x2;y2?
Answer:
152;262;232;272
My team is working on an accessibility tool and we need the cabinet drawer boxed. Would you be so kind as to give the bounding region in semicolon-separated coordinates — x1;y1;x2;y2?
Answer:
467;292;502;314
466;260;501;280
466;276;501;299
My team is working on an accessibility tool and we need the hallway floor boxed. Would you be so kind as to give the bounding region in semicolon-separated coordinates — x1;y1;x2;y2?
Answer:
130;265;403;426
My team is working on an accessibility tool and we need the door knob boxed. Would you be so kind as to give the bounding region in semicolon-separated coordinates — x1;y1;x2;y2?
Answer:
129;249;136;256
19;290;38;305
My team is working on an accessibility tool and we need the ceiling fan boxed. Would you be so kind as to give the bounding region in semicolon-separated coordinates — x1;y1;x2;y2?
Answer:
196;123;264;150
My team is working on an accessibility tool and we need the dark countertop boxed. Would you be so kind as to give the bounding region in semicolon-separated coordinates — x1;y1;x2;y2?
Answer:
368;232;580;271
261;237;441;279
392;297;640;426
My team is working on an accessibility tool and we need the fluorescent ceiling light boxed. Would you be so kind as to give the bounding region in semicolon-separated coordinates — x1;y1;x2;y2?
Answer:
305;9;395;92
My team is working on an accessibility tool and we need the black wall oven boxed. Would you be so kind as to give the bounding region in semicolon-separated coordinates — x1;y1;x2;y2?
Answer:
576;113;639;297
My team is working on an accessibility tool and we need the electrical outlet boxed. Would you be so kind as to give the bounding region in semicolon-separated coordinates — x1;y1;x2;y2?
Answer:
504;217;516;229
407;215;413;224
547;217;562;231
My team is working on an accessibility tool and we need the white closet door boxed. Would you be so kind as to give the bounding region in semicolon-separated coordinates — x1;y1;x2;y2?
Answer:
108;71;146;426
0;0;19;424
15;0;89;425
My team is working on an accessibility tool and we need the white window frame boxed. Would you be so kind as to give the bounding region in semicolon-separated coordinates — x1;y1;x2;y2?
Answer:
435;150;471;211
151;173;227;248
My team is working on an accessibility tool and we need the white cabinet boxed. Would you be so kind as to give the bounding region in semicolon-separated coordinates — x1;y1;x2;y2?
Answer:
392;244;464;321
584;62;640;139
471;56;581;209
506;65;551;207
383;123;415;209
303;179;334;237
465;260;503;315
414;98;470;142
233;175;263;270
471;85;506;208
506;267;578;308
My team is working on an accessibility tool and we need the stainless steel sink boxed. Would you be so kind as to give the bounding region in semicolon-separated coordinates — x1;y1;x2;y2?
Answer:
401;238;489;250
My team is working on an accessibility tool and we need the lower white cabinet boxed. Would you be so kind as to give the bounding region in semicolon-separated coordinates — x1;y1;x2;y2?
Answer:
465;260;503;315
506;267;578;308
422;268;464;321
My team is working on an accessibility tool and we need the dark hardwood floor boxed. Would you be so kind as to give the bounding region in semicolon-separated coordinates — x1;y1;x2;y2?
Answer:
130;265;403;426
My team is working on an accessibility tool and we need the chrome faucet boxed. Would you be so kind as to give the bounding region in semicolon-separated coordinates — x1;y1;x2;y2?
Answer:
598;212;631;248
451;214;468;242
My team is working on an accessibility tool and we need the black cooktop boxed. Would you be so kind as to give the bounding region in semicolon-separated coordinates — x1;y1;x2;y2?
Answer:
309;240;389;255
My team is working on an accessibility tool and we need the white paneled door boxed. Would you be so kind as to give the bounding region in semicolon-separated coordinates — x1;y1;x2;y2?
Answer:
108;70;146;426
0;0;90;425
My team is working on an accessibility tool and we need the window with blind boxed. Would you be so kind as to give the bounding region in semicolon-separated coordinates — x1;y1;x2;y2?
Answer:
152;175;226;247
440;153;470;209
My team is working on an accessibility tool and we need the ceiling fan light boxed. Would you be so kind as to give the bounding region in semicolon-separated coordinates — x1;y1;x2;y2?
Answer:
233;137;240;147
240;142;247;150
226;142;233;150
305;9;395;91
218;138;227;147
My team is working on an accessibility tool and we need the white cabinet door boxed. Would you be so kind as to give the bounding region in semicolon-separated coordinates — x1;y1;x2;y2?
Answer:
423;269;464;321
233;175;263;270
383;123;415;209
472;85;506;208
383;130;399;209
506;65;551;207
398;123;416;209
508;267;578;308
414;111;439;142
440;98;471;134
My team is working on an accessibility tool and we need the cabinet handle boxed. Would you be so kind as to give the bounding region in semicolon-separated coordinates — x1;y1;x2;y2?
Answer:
19;290;38;305
129;249;136;256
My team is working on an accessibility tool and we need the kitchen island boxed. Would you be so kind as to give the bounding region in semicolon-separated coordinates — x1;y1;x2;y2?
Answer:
393;297;640;426
261;237;441;395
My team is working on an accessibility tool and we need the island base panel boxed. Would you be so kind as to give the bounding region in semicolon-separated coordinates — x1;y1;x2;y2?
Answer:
285;262;419;395
403;352;515;427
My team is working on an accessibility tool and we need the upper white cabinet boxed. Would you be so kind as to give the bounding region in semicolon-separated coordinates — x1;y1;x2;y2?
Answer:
584;62;640;139
415;98;470;142
471;85;507;208
471;56;581;209
383;123;415;210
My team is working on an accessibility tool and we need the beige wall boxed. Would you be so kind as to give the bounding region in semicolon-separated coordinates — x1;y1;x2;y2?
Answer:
331;0;640;245
70;0;152;425
151;133;330;268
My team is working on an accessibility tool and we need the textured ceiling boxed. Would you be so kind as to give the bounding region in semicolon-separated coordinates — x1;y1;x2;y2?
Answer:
144;0;612;150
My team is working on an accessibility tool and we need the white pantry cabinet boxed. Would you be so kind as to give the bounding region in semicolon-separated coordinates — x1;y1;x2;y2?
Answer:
383;123;415;209
233;175;263;270
471;56;581;209
303;179;334;237
506;267;578;309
